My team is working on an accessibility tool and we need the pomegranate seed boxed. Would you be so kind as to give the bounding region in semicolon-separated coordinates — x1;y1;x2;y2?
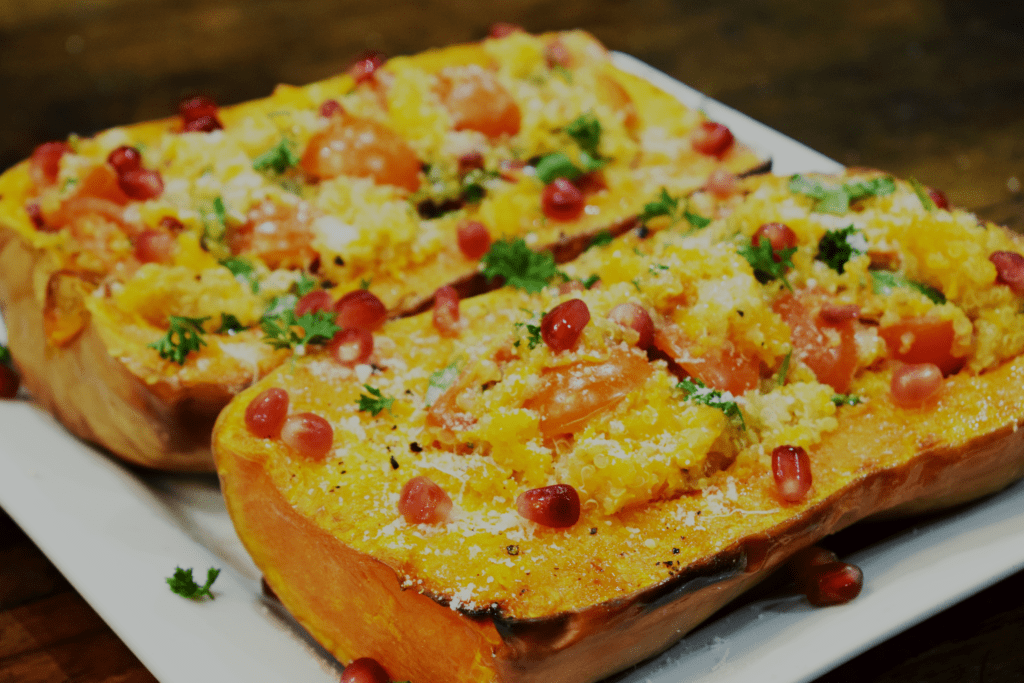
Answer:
159;215;185;233
772;444;812;503
516;484;580;528
327;328;374;366
457;151;485;174
456;220;491;259
117;167;164;200
334;289;387;331
928;187;950;210
432;285;461;337
691;121;735;158
26;203;47;230
753;222;797;262
788;545;838;593
294;290;334;317
541;299;590;352
29;141;71;187
348;51;385;85
179;94;219;123
245;387;289;438
319;99;343;117
106;145;142;173
607;302;654;349
704;168;737;198
890;362;943;408
0;363;20;399
182;115;223;133
545;39;571;68
541;177;585;222
340;657;390;683
398;476;453;525
990;251;1024;296
281;412;334;460
804;561;864;607
818;303;860;324
489;22;524;38
134;229;176;264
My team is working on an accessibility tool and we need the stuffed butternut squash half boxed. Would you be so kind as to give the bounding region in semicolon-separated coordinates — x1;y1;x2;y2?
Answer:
213;171;1024;683
0;29;765;470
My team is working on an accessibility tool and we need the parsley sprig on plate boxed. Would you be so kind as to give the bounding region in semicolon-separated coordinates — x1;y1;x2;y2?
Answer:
167;566;220;600
480;238;566;293
149;316;210;365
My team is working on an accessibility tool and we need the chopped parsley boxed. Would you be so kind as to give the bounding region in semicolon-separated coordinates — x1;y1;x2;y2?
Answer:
816;225;867;273
869;270;946;304
534;152;584;184
357;385;395;416
908;177;937;211
261;310;341;350
789;174;895;214
252;139;300;174
166;566;220;600
588;230;614;250
220;256;260;293
513;321;543;350
0;343;11;366
831;393;863;406
738;237;796;290
149;316;210;364
638;188;711;230
294;272;319;297
566;113;602;156
480;238;565;293
777;350;792;386
683;207;712;230
581;274;601;289
217;313;246;334
201;196;230;257
425;358;464;406
677;378;745;428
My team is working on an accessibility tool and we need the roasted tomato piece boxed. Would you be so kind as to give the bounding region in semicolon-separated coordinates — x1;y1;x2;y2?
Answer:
773;291;858;394
653;324;759;395
228;200;319;270
435;66;521;138
878;317;964;376
301;116;421;192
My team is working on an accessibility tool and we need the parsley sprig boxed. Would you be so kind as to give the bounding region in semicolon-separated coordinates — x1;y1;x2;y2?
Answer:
253;139;300;174
869;270;946;304
425;358;464;406
816;225;867;274
480;238;566;293
638;188;711;230
534;113;607;184
513;321;543;350
261;310;341;350
149;316;210;364
789;174;895;214
738;238;796;290
167;566;220;600
357;385;395;416
220;256;260;294
677;378;745;429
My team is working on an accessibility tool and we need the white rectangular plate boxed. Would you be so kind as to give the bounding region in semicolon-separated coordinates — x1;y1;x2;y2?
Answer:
0;53;1021;683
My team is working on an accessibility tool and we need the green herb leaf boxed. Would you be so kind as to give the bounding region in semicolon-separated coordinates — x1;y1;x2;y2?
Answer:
534;152;582;184
588;230;614;250
357;385;395;416
213;196;228;228
167;566;220;600
682;208;712;230
480;238;565;293
816;225;867;273
677;378;745;428
217;313;246;334
565;113;602;156
789;174;895;214
513;321;543;350
639;188;679;223
260;310;341;350
149;316;210;364
294;272;318;298
738;238;796;290
831;393;862;406
869;270;946;304
581;274;600;289
252;139;300;174
426;358;464;406
648;263;670;274
0;343;11;366
552;64;573;83
777;350;792;386
220;257;260;293
844;176;896;203
908;178;937;211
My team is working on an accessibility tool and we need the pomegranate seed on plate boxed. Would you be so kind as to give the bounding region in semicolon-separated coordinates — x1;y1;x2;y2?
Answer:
516;484;580;528
432;285;461;337
294;290;334;317
179;94;219;123
245;387;289;438
348;50;385;85
690;121;734;158
989;251;1024;295
398;476;453;525
545;39;571;68
489;22;524;38
928;187;950;210
788;545;839;593
456;220;491;259
334;290;387;331
752;222;797;262
607;302;654;349
319;99;343;118
457;152;485;174
29;141;71;187
327;328;374;367
281;412;334;460
340;657;390;683
541;177;585;222
117;167;164;200
890;362;943;408
107;145;142;173
772;444;812;503
0;363;20;399
134;229;175;264
804;561;864;606
182;115;223;133
541;299;590;352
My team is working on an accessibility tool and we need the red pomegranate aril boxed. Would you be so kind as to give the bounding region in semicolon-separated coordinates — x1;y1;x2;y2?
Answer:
29;141;71;187
489;22;524;38
348;51;385;85
456;220;491;259
281;412;334;460
788;545;839;592
432;285;461;337
319;99;343;118
928;187;950;210
804;561;864;607
772;444;812;503
753;222;797;262
341;657;390;683
516;484;581;528
334;289;387;331
179;94;219;123
691;121;735;158
608;302;654;350
398;476;453;525
159;215;185;233
294;289;334;317
542;177;585;222
26;203;47;230
106;145;142;173
818;303;860;324
891;362;943;408
134;229;175;264
327;328;374;366
545;39;571;68
990;251;1024;296
704;168;737;198
182;115;223;133
117;167;164;200
541;299;590;352
457;151;485;174
0;363;20;399
244;387;289;438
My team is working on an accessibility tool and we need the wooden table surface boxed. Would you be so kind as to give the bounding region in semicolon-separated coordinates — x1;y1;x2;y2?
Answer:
1;1;1023;681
